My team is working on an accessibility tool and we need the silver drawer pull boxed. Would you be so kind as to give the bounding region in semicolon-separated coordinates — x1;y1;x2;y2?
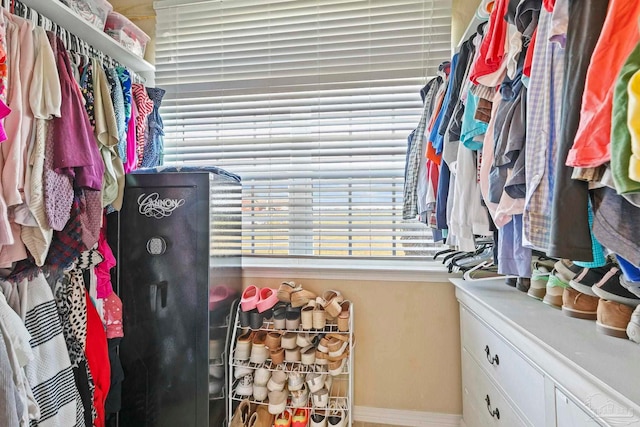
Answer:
485;345;500;366
485;395;500;419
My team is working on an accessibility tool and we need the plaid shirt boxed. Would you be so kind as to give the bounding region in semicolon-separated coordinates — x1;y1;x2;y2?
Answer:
523;7;566;251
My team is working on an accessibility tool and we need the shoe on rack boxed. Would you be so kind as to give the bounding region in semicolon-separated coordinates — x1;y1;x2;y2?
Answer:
285;305;302;330
254;367;271;386
254;405;275;427
596;299;634;339
515;277;530;293
274;409;292;427
337;301;351;332
246;413;258;427
241;285;261;311
288;368;305;391
250;331;269;364
561;287;599;320
620;275;640;299
230;399;251;427
319;290;344;318
291;288;317;308
273;303;287;330
235;331;254;361
569;265;613;297
268;391;288;415
267;367;288;392
291;408;310;427
291;383;309;408
626;305;640;344
301;304;314;330
554;259;583;282
253;383;268;401
233;361;253;379
278;281;299;303
327;404;347;427
313;304;327;330
542;269;570;308
236;373;254;397
592;267;640;307
528;259;556;300
257;287;279;313
312;387;329;408
310;409;327;427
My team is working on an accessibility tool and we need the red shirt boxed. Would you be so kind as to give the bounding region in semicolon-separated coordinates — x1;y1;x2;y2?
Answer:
468;0;509;84
85;294;110;427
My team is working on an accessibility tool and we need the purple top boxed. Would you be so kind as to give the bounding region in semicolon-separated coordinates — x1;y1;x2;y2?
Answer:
48;33;103;190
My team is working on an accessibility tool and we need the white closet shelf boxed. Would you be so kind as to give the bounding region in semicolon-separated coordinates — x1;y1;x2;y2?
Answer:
21;0;155;74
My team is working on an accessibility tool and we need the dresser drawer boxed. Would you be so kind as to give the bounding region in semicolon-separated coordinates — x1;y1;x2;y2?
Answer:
462;347;528;427
555;388;602;427
460;306;545;426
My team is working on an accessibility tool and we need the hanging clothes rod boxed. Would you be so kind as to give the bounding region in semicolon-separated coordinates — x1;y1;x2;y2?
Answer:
11;0;146;84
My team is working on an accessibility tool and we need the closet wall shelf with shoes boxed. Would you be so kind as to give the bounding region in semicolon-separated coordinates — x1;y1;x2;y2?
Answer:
21;0;155;79
229;284;354;426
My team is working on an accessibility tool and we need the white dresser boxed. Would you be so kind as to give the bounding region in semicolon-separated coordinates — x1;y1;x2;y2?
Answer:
451;278;640;427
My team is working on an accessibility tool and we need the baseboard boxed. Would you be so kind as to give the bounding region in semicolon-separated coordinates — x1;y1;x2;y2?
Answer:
353;406;462;427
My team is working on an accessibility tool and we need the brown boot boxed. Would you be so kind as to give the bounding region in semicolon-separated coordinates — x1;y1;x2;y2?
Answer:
230;399;251;427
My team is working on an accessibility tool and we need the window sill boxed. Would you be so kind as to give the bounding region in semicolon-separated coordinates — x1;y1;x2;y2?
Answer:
241;257;459;283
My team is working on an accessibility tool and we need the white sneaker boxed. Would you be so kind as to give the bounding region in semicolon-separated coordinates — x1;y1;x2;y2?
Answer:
253;383;268;401
627;305;640;344
288;369;305;391
236;374;254;396
310;409;327;427
311;387;329;408
290;383;309;408
306;371;326;393
254;367;271;386
233;362;253;379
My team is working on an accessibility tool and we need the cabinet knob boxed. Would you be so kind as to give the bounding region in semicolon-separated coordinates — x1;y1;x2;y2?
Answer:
485;394;500;419
485;345;499;366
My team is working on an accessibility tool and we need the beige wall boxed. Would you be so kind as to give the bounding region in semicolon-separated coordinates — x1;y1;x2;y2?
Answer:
242;276;462;414
451;0;482;47
108;0;156;64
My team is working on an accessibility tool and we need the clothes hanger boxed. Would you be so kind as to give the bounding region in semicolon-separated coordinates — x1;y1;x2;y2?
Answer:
433;247;456;260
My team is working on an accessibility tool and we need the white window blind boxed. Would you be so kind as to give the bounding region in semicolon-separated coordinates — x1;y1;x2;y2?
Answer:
154;0;451;258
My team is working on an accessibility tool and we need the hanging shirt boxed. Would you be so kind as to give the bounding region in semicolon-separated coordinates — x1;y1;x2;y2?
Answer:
566;0;640;168
2;13;34;208
610;42;640;204
93;61;124;210
628;69;640;184
124;97;137;173
106;68;127;166
522;6;565;252
85;293;110;427
468;0;509;86
547;0;610;263
20;27;59;266
132;83;154;168
142;87;166;168
48;33;104;191
23;273;85;427
0;291;38;426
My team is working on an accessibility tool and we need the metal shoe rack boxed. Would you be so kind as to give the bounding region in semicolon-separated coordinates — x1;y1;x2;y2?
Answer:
210;299;240;425
228;302;354;426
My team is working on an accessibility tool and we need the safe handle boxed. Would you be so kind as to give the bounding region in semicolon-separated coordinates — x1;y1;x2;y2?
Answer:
149;280;168;312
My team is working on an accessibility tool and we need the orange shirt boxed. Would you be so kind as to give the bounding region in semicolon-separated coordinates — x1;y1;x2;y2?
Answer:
566;0;640;168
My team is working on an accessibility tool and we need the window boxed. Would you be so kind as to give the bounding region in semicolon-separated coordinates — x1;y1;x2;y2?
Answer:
155;0;452;258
